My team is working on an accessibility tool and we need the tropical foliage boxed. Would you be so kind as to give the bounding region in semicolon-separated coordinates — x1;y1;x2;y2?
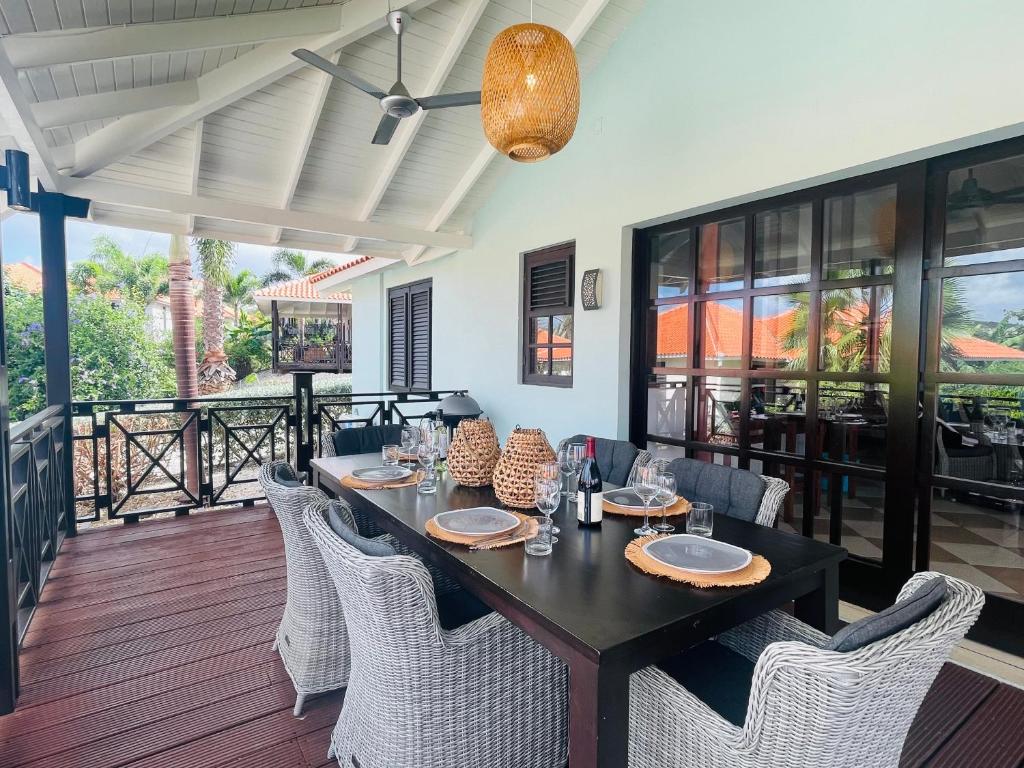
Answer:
260;248;334;286
226;313;272;380
223;269;260;323
68;235;169;304
193;238;236;393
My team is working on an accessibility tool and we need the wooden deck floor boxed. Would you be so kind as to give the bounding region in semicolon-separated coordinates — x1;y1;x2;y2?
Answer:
0;505;1021;767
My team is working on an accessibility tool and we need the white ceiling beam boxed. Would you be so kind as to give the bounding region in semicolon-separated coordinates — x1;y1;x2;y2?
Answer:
0;46;62;190
31;80;199;129
63;177;473;249
186;119;204;234
271;52;338;244
67;0;436;178
3;6;348;69
403;0;611;264
341;0;489;253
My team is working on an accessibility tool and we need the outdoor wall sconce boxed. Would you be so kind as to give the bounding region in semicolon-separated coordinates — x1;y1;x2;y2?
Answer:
1;149;31;211
581;268;602;310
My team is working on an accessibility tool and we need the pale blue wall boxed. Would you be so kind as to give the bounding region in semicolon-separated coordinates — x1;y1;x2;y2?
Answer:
351;0;1024;443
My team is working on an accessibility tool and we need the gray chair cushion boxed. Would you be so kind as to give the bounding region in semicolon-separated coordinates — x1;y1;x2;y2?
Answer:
326;500;355;537
563;434;639;486
666;458;765;522
332;424;404;457
272;463;302;487
329;506;396;558
829;576;947;652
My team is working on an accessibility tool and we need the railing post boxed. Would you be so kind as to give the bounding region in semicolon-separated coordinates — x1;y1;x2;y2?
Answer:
293;372;315;475
0;234;18;714
38;189;90;538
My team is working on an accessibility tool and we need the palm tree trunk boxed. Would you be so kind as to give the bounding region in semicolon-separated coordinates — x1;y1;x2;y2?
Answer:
197;271;235;394
169;234;200;495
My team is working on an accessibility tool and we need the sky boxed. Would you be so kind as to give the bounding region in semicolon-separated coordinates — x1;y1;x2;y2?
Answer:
0;213;344;279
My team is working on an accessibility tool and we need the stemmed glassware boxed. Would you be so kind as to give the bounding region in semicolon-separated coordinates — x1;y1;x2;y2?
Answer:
653;470;677;533
416;429;437;494
534;477;560;543
535;462;561;534
400;424;420;469
556;445;574;497
566;442;586;502
632;464;659;536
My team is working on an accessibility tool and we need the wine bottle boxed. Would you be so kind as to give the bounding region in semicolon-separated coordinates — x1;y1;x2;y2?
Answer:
577;436;603;526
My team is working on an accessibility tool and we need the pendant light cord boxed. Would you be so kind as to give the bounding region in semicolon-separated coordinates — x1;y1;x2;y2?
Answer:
530;0;534;23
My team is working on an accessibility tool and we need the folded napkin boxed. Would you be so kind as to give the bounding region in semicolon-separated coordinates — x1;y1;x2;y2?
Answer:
341;471;423;490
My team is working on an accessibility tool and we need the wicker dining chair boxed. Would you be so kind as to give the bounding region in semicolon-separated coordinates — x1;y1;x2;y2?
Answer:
664;457;788;528
556;434;652;486
303;498;569;768
628;572;984;768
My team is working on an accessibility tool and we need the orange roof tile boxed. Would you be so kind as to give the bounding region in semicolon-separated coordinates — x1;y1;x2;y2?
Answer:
253;259;368;302
3;262;43;293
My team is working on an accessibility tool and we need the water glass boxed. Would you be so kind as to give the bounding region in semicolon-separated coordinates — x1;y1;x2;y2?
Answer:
381;444;400;466
687;502;714;537
525;516;553;556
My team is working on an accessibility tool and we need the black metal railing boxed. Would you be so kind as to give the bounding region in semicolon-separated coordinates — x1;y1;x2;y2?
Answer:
71;388;467;523
8;405;69;643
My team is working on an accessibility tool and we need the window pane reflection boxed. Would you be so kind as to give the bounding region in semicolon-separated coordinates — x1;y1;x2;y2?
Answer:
701;299;743;368
824;184;897;279
653;304;688;367
936;384;1024;486
648;376;687;440
818;382;889;467
698;217;745;293
750;379;807;455
752;293;809;370
940;273;1024;373
945;154;1024;267
754;202;811;287
695;377;743;446
820;285;892;373
650;228;691;299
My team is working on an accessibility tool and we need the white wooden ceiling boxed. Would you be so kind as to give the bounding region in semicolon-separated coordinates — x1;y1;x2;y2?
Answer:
0;0;643;271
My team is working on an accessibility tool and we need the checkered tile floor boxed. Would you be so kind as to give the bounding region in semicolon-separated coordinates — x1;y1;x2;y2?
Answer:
777;488;1024;602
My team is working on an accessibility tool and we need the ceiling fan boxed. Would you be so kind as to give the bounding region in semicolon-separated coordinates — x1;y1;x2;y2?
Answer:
293;11;481;146
947;168;1024;210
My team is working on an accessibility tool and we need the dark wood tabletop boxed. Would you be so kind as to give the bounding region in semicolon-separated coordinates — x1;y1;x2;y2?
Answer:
313;453;846;768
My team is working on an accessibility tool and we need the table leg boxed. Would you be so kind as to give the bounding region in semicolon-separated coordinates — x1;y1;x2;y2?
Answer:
794;563;840;634
568;656;630;768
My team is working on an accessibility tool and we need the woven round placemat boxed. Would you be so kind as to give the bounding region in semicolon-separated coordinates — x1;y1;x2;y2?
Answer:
426;512;538;549
625;534;771;588
604;496;691;518
341;471;423;491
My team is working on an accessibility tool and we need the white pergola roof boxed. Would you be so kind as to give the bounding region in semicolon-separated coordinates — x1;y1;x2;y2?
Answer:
0;0;643;271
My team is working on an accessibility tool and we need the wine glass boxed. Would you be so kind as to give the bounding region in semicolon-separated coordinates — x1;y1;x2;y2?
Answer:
567;442;586;502
556;445;574;497
632;464;659;536
653;470;677;533
535;478;560;543
400;424;419;468
535;461;561;534
416;440;438;494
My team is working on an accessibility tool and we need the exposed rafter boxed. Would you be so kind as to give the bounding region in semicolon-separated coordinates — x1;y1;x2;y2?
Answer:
185;120;204;235
403;0;612;264
67;0;436;178
340;0;490;253
62;178;473;250
271;53;339;244
31;80;199;129
2;5;349;69
0;45;61;190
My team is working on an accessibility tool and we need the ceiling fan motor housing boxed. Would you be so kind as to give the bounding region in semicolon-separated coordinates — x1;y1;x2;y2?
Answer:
382;93;420;118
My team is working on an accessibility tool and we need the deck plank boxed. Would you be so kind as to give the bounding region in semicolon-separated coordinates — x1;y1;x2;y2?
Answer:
0;504;1019;768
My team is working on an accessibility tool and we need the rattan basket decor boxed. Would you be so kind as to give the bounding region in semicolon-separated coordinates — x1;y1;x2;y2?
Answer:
447;419;501;487
492;427;556;509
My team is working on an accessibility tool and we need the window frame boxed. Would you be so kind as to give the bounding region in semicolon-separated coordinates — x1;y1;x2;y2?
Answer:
387;278;432;393
522;242;575;387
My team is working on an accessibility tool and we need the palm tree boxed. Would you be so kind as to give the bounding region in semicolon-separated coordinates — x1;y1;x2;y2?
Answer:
223;269;260;324
168;234;200;494
260;248;334;286
193;238;236;394
70;235;168;304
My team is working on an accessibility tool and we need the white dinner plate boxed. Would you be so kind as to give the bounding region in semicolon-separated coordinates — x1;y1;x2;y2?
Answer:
605;488;677;510
351;466;413;482
433;507;520;537
642;535;752;575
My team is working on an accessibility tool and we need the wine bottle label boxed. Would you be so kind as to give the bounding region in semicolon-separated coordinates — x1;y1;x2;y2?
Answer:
578;491;603;524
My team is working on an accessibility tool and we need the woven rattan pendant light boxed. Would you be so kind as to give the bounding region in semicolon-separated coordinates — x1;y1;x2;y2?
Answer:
481;2;580;163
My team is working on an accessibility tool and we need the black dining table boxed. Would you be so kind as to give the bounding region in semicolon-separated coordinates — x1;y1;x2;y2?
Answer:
312;454;846;768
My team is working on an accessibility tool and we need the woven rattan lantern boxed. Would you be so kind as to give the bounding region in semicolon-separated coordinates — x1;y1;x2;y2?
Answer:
481;22;580;163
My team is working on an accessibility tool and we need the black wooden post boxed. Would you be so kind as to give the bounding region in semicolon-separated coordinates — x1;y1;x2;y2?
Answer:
0;237;18;715
36;189;90;539
293;371;315;475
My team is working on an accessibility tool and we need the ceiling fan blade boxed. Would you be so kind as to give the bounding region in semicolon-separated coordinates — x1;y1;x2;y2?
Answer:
372;115;402;145
292;49;387;100
416;91;481;110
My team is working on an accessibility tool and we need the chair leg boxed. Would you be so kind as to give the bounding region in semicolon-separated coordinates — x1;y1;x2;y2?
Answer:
293;693;307;717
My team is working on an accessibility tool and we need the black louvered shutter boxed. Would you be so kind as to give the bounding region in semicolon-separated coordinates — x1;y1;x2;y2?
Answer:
522;244;574;386
529;257;571;311
388;280;431;391
409;282;432;390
